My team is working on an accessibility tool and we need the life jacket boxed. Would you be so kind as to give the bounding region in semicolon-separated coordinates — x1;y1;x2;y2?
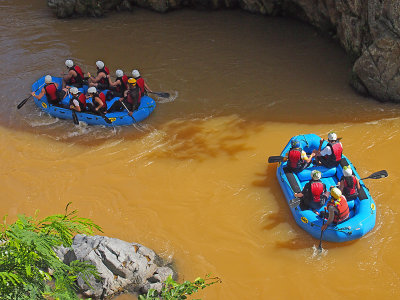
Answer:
68;65;84;85
326;141;343;163
115;75;128;94
136;77;145;96
70;92;86;110
288;148;303;169
97;67;110;87
310;180;324;203
44;83;58;102
342;175;358;198
327;196;349;223
93;92;107;110
126;86;141;106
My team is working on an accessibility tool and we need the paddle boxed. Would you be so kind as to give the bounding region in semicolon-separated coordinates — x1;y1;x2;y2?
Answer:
147;91;170;98
72;110;79;125
17;83;45;109
360;170;388;180
318;217;325;252
98;110;112;124
288;197;301;209
120;101;136;122
268;156;284;163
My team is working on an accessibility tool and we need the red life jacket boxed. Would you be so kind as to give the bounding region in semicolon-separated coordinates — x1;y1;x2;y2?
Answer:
97;92;107;110
327;141;343;162
44;83;58;102
70;92;86;110
136;77;145;96
288;148;303;169
342;175;357;197
97;67;110;86
327;196;349;223
115;75;128;94
69;65;84;84
311;181;324;203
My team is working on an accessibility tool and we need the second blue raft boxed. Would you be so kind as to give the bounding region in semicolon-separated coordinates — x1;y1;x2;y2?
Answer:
276;133;376;242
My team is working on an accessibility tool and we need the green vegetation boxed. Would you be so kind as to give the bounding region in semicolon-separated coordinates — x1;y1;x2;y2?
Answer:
139;274;222;300
0;203;102;299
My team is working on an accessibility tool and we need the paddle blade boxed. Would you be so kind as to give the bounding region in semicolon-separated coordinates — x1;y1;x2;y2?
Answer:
150;91;170;98
17;96;31;109
268;156;284;163
362;170;388;180
288;198;301;209
72;110;79;125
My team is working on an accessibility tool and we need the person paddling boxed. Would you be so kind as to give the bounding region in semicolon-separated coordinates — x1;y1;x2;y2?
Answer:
88;60;110;90
31;75;65;106
108;69;128;98
321;187;350;231
284;139;315;173
294;170;329;212
313;132;343;168
63;59;84;88
339;166;360;200
107;78;141;116
69;87;86;112
86;87;107;114
132;69;152;97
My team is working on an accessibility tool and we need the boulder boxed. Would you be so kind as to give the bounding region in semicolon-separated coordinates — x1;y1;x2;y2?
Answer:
55;234;176;299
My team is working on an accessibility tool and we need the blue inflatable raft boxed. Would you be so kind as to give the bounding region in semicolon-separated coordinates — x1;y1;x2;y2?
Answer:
275;134;376;242
31;76;156;126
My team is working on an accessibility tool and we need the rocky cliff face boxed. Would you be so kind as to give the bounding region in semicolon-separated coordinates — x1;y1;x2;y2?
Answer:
48;0;400;103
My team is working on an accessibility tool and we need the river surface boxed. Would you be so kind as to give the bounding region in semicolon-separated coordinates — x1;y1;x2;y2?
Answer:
1;0;400;299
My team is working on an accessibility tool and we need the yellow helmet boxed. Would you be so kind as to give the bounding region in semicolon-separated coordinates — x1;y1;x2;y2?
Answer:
128;78;137;85
330;187;342;200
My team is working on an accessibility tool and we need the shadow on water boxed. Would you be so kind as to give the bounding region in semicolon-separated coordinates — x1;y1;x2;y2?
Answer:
145;117;254;161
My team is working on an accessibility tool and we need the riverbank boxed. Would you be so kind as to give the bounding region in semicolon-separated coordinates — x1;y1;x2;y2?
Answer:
47;0;400;104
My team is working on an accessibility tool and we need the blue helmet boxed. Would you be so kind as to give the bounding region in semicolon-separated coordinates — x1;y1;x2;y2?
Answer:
291;139;300;148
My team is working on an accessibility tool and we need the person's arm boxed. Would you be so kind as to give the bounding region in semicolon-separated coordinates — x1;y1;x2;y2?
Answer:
32;87;46;100
108;77;120;87
295;183;308;198
94;97;103;110
338;179;345;192
63;70;76;88
91;73;105;83
302;151;315;163
356;178;361;190
70;99;81;112
144;81;152;92
321;206;336;231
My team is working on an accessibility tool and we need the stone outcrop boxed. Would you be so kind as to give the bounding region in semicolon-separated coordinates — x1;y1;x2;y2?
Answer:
55;234;175;299
47;0;400;103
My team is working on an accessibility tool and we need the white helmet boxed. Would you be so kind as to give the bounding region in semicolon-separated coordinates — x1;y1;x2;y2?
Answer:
87;87;97;94
328;132;337;141
70;87;79;95
65;59;74;68
132;69;140;78
44;75;52;83
116;69;124;77
343;166;352;177
96;60;105;69
311;170;322;180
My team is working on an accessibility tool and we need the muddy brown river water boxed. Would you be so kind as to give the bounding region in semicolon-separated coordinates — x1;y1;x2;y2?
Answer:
1;0;400;299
